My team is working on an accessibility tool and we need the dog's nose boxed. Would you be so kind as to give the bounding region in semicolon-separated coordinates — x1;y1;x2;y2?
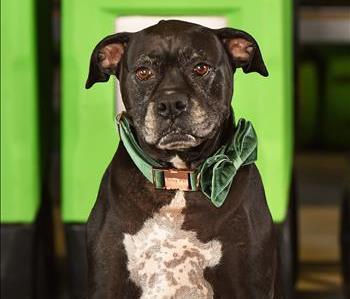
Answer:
157;93;188;118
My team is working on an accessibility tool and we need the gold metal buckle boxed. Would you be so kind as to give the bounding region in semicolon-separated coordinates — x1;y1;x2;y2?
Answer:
153;168;196;191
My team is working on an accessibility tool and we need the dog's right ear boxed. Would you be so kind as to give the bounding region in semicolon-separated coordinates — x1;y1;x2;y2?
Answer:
85;32;131;89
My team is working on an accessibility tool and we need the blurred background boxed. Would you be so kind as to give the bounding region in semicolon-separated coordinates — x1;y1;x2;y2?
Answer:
1;0;349;298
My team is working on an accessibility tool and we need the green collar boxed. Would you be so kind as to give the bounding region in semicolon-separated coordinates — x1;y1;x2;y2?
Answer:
116;113;257;207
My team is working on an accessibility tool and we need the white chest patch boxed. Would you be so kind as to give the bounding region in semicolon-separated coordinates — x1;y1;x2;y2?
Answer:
170;155;187;169
123;191;222;299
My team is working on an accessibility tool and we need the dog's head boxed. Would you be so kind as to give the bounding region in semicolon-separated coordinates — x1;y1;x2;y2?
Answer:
86;20;268;166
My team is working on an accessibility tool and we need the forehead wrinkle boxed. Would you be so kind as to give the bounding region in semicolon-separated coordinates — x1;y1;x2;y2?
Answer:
128;29;222;68
133;54;163;68
178;47;208;65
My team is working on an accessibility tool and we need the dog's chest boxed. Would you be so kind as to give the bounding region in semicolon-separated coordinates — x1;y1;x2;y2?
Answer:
123;191;222;299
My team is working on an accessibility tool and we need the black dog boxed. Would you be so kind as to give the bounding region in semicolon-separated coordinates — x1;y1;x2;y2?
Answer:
86;20;280;298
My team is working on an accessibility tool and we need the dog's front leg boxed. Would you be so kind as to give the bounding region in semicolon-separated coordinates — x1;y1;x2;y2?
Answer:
87;230;141;299
86;182;142;299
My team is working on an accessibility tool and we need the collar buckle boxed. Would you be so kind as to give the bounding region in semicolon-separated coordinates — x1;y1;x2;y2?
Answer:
152;168;198;191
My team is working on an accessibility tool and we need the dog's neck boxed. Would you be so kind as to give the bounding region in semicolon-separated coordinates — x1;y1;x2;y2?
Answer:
170;155;188;169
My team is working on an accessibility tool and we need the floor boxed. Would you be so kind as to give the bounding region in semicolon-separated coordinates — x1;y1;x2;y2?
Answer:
295;152;349;299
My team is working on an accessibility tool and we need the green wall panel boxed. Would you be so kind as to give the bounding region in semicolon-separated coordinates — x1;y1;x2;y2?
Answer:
62;0;293;222
323;53;350;148
1;0;40;222
298;61;318;147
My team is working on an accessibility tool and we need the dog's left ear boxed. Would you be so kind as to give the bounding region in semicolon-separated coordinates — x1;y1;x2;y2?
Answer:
214;28;268;77
85;32;131;89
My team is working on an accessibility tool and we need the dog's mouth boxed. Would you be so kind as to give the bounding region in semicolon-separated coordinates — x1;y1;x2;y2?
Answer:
157;132;203;150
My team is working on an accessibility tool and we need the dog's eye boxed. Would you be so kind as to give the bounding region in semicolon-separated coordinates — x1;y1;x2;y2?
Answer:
136;67;153;81
193;63;210;76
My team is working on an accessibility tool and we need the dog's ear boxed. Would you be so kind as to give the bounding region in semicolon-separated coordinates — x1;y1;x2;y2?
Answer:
214;28;268;77
85;32;131;89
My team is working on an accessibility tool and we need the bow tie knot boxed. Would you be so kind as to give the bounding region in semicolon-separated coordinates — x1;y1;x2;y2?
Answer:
199;119;257;207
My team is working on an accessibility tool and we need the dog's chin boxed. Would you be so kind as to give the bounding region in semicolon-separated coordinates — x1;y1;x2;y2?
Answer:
156;133;203;151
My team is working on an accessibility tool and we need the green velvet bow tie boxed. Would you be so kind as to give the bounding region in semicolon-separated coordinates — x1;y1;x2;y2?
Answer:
116;113;257;207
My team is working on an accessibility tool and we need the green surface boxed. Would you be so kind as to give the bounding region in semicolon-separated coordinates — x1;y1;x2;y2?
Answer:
323;53;350;148
1;0;40;222
62;0;293;222
298;62;318;147
297;47;350;149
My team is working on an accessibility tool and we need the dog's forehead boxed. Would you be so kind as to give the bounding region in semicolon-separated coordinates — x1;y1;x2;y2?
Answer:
127;20;221;64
